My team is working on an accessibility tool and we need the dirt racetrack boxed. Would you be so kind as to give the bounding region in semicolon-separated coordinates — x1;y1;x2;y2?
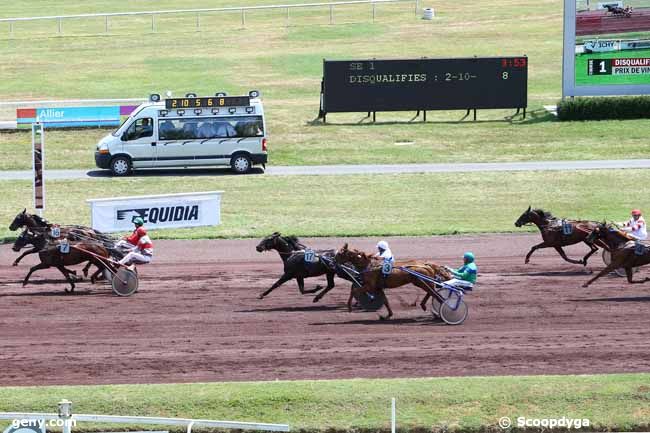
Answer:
1;234;650;386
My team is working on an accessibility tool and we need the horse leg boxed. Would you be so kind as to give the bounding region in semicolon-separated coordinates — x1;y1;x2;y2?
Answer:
583;264;617;287
259;273;293;299
581;243;599;266
313;273;336;303
625;267;650;284
379;290;393;321
13;248;38;266
22;262;50;286
553;246;584;265
420;293;431;311
297;276;324;294
82;261;93;278
525;242;548;264
56;265;76;292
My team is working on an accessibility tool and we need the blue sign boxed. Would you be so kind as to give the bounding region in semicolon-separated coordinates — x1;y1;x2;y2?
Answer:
17;105;137;129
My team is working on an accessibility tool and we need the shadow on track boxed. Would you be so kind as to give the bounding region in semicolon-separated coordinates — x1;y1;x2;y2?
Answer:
309;317;442;326
569;296;650;303
237;305;345;313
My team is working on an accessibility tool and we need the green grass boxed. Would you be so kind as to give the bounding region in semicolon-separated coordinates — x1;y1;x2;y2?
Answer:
3;0;650;169
1;374;649;432
575;48;650;86
1;169;648;241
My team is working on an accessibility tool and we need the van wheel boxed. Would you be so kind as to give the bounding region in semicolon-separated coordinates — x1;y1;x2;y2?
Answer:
230;154;252;174
110;156;132;176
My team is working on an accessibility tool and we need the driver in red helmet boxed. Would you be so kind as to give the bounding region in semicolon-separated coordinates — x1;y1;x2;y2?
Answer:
117;216;154;266
621;209;647;240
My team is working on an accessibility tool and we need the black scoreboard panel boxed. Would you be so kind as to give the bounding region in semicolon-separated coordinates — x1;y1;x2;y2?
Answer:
165;96;250;109
322;57;527;112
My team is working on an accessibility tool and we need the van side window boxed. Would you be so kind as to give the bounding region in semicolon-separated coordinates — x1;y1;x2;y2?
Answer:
125;118;154;141
158;116;264;141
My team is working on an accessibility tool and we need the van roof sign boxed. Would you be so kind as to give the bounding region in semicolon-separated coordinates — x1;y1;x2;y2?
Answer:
165;96;251;109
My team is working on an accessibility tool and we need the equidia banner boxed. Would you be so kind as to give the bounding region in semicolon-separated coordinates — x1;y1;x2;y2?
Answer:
87;191;223;233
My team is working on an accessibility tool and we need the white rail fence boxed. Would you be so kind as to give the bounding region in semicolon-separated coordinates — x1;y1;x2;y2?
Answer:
0;0;420;36
0;413;289;433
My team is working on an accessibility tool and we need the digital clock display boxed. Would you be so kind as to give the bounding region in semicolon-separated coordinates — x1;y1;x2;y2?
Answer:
501;57;527;68
165;96;250;109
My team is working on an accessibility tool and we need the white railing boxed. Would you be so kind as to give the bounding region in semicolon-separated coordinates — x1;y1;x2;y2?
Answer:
0;0;419;35
0;98;146;107
0;413;290;433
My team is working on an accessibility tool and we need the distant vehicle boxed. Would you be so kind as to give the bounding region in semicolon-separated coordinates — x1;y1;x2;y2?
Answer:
95;91;268;175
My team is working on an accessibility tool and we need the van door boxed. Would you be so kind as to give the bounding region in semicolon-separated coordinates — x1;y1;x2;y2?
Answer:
121;117;156;168
212;115;264;162
156;118;197;167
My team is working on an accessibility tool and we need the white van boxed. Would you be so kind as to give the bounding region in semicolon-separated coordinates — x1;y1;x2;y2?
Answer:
95;91;267;175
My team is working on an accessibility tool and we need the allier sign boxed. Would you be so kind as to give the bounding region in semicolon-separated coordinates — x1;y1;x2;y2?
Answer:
87;191;223;232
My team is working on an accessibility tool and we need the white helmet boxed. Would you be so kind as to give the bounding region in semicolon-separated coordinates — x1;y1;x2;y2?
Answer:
377;240;389;250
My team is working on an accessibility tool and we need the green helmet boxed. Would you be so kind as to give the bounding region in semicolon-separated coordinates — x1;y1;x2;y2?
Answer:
463;252;475;262
133;216;145;226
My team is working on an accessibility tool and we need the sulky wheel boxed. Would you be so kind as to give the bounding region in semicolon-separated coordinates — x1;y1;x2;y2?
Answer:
111;268;139;297
439;292;469;325
602;249;638;277
431;288;452;318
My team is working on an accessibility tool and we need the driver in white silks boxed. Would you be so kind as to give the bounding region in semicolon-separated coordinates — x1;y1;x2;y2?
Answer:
620;209;647;241
375;240;394;291
116;217;154;268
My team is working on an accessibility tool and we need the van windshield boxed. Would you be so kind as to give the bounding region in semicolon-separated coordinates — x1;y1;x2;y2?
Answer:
159;116;264;140
111;105;147;136
111;116;132;136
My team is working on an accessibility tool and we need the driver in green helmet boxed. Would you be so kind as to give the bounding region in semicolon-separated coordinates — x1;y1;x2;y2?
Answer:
444;252;477;290
116;216;154;266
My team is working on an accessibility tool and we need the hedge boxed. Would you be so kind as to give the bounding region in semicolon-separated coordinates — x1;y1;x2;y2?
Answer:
557;96;650;120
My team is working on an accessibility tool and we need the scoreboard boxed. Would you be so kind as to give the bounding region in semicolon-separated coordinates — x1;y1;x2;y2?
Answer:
321;57;527;113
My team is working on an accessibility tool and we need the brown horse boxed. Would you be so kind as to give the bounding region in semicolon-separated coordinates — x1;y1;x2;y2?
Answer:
514;206;600;266
9;209;123;275
583;223;650;287
21;239;110;292
334;243;451;320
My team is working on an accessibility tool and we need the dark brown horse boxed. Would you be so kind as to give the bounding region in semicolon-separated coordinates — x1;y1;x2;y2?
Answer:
514;206;600;266
583;223;650;287
334;243;451;320
255;232;340;301
9;209;123;274
20;236;110;292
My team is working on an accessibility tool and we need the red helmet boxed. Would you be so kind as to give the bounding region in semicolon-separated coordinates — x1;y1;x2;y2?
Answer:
631;209;642;216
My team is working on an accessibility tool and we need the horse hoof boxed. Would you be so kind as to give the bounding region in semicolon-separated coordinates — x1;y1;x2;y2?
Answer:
12;262;18;267
315;285;323;290
258;295;265;300
313;296;321;303
582;284;589;288
420;304;427;312
379;315;389;321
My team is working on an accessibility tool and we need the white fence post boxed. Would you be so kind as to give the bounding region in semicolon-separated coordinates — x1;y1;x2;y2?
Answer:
391;397;396;433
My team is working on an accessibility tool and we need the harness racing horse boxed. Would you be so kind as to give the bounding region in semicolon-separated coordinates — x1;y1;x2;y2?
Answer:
514;206;600;266
256;232;341;301
583;223;650;287
9;209;123;275
20;238;111;292
335;244;452;320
